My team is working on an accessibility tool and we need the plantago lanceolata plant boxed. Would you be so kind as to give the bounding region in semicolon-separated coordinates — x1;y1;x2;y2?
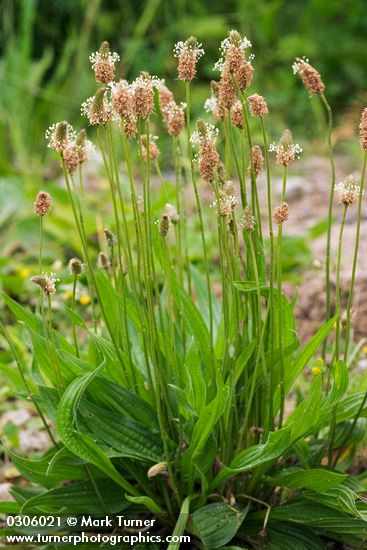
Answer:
2;32;367;549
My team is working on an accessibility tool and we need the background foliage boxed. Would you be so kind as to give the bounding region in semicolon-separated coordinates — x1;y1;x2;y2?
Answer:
1;0;367;176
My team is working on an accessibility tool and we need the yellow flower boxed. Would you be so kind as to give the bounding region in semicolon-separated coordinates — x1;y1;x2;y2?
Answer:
19;267;31;278
79;294;91;305
312;366;322;375
361;345;367;354
64;290;73;300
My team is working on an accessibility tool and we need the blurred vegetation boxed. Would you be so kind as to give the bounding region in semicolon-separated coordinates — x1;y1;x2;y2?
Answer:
1;0;367;178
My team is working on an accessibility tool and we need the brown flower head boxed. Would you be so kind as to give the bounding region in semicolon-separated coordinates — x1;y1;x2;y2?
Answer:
191;120;220;184
159;214;170;237
110;79;133;117
240;206;256;231
81;87;111;125
235;60;254;91
270;129;302;166
157;83;174;115
31;272;59;296
248;93;268;117
230;100;244;129
293;57;325;94
218;70;237;111
97;251;111;272
214;30;252;76
89;41;119;84
273;202;289;224
45;120;76;153
131;72;155;119
63;143;79;174
122;114;138;139
75;129;94;163
174;36;205;81
250;145;264;177
163;101;186;136
104;228;117;248
69;257;83;276
34;191;52;216
141;135;160;160
335;175;360;206
359;108;367;150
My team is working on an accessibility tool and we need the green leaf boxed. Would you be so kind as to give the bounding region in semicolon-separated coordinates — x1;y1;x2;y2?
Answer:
232;341;256;384
210;427;292;489
21;479;129;515
79;400;163;462
168;496;191;550
7;447;87;489
188;372;229;460
284;375;323;439
233;281;269;293
178;286;213;370
56;361;139;496
125;494;163;515
193;503;246;548
2;292;41;332
266;468;347;493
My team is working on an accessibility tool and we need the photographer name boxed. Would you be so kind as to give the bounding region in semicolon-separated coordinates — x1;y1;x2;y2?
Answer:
80;515;156;528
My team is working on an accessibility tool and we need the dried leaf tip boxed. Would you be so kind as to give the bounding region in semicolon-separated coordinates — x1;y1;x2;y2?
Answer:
34;191;52;217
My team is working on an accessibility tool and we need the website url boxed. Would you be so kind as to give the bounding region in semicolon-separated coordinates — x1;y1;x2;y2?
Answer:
5;532;191;546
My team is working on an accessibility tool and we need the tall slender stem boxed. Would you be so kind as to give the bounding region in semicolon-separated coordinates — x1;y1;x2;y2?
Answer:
320;93;336;359
71;274;79;357
344;150;367;359
185;81;214;361
276;166;287;428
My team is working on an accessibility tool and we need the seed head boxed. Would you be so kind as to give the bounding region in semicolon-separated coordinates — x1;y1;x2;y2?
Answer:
45;120;76;153
89;41;120;84
292;57;325;94
63;143;80;173
34;191;52;217
269;129;302;166
248;94;268;117
123;114;138;139
157;83;174;113
159;214;170;237
240;206;256;231
335;175;360;206
273;202;289;224
110;79;133;117
31;272;59;296
230;100;244;129
359;108;367;150
97;251;111;272
214;30;252;75
174;37;205;81
235;60;254;91
131;72;155;119
218;70;237;110
104;228;117;248
251;145;264;177
165;203;179;224
212;190;238;217
69;257;83;275
75;129;94;163
81;88;111;125
141;135;160;160
162;101;186;136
